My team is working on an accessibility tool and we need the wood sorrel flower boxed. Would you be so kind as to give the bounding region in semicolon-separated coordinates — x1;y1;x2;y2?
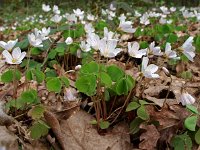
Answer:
141;57;159;78
180;36;195;62
180;92;195;106
2;47;26;64
28;33;43;47
42;4;51;12
65;37;73;45
0;39;18;51
128;42;147;58
164;42;178;59
99;39;122;58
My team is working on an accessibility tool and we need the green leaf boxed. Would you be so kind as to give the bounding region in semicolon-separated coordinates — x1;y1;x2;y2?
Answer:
34;69;45;83
99;120;110;129
46;77;62;93
95;21;107;30
63;30;75;38
195;36;200;53
107;65;124;82
116;78;129;95
30;120;50;139
29;105;45;120
195;128;200;144
140;41;148;49
130;117;144;134
137;106;149;120
1;70;14;83
181;71;192;80
6;99;24;109
171;132;192;150
48;50;57;59
80;61;99;75
60;76;69;87
1;69;21;83
55;47;65;53
186;105;199;114
75;74;97;96
167;33;178;43
126;102;140;112
15;38;29;49
126;75;135;90
184;115;198;131
25;69;33;81
20;89;38;104
139;100;150;105
104;89;110;101
99;72;112;87
31;47;42;55
90;119;97;125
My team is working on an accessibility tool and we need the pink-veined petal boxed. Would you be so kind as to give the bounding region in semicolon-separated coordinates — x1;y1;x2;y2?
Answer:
145;64;158;73
12;47;21;60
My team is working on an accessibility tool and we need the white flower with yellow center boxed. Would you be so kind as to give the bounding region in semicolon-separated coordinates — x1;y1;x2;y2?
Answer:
2;47;26;64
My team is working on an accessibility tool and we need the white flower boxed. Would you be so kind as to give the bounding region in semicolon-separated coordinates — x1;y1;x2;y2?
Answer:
73;8;84;19
67;14;77;24
141;57;159;78
109;3;116;11
34;27;50;41
87;33;100;50
103;27;114;40
148;41;163;56
170;7;176;12
28;33;43;47
75;65;81;70
0;39;18;51
128;42;147;58
180;92;195;106
51;15;62;23
84;23;95;34
164;43;178;59
53;5;60;14
118;14;126;22
2;47;26;64
180;37;195;62
42;4;51;12
99;39;122;58
182;10;195;18
140;14;150;25
80;41;91;52
180;6;185;12
87;14;95;21
135;11;142;17
119;20;136;33
65;37;73;45
160;6;170;15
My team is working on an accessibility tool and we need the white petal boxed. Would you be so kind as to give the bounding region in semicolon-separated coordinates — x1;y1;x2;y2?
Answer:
2;50;13;64
12;47;21;60
0;41;6;49
132;42;140;51
182;37;193;49
165;42;171;53
142;57;149;72
18;52;26;62
145;64;158;73
183;51;195;62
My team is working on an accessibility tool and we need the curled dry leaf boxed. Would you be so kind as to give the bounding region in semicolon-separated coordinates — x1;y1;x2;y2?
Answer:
44;111;66;150
139;124;160;150
58;110;132;150
146;105;190;130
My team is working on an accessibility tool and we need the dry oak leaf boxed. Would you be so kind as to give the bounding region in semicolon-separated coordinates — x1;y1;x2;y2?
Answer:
139;124;160;150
